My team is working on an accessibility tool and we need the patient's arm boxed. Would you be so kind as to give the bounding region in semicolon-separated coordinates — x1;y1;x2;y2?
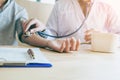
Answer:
21;19;80;52
21;33;80;53
21;33;48;47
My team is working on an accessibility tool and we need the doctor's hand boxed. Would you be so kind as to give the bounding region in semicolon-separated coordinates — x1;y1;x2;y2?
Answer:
22;18;46;33
84;29;99;43
48;37;80;53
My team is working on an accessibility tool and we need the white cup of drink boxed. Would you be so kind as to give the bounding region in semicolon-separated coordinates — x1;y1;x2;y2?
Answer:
91;32;119;53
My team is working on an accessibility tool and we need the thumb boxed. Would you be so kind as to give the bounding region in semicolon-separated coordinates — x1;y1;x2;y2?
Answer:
21;18;28;32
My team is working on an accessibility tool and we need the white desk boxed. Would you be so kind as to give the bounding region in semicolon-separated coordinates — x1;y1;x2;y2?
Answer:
0;45;120;80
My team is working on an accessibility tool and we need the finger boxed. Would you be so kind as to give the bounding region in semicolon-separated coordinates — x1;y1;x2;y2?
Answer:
85;28;94;39
64;38;71;52
70;37;76;51
25;19;35;32
25;19;39;32
21;20;29;32
30;28;40;33
59;41;66;53
24;21;29;29
76;39;81;51
85;34;91;42
85;28;94;33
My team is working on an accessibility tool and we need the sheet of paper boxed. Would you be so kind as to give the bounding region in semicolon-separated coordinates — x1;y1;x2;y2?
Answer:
0;48;50;64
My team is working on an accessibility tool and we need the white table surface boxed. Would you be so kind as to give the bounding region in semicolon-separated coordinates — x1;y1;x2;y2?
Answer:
0;45;120;80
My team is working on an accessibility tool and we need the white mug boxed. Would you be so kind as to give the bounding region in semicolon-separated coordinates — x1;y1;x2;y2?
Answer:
91;32;119;53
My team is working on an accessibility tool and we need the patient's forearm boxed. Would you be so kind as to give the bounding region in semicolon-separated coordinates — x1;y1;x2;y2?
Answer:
21;34;49;47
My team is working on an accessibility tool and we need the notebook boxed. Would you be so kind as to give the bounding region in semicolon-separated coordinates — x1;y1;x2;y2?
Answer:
0;48;52;68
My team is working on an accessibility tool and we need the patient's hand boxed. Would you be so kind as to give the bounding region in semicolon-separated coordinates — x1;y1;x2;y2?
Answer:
48;37;80;53
22;18;46;33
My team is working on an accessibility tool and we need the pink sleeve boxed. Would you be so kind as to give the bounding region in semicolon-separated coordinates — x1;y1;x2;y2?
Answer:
46;2;59;36
105;6;120;34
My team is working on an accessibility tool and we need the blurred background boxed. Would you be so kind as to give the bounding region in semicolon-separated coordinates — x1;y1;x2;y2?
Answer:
28;0;56;4
26;0;120;13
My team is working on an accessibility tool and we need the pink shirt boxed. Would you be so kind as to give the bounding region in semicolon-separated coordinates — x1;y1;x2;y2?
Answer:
46;0;120;42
